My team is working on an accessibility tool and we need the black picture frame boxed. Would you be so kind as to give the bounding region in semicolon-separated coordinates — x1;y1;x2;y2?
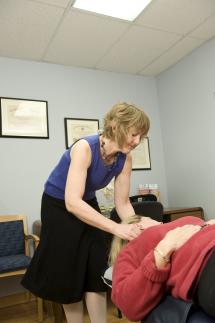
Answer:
0;97;49;139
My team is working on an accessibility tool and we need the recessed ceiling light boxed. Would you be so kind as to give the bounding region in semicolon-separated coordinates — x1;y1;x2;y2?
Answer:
72;0;152;21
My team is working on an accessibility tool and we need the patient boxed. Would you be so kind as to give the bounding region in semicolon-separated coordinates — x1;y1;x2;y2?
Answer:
110;215;215;322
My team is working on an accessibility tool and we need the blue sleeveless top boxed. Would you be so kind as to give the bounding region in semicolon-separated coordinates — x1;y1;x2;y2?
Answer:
44;135;126;201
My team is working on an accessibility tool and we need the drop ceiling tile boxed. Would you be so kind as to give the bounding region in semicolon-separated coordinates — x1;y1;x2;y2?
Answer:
190;14;215;40
141;36;205;76
97;25;181;74
44;10;130;67
31;0;70;8
0;0;213;76
0;0;64;59
136;0;215;35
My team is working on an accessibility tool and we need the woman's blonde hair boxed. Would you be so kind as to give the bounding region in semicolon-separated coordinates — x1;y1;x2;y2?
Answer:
108;214;142;266
103;102;150;148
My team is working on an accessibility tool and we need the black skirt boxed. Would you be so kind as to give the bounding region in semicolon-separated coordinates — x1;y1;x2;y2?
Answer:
21;193;108;304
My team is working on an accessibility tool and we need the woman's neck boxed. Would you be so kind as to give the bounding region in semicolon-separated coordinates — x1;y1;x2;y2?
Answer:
100;135;119;165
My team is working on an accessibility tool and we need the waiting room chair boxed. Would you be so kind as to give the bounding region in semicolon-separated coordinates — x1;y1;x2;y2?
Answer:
0;215;43;322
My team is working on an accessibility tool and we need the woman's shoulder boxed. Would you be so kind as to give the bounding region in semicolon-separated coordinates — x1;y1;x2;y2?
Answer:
71;135;99;152
82;134;99;145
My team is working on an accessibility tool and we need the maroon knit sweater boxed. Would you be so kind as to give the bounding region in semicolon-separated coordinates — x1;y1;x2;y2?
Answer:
112;216;215;321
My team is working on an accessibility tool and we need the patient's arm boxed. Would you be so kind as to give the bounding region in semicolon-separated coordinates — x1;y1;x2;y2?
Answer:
112;224;201;321
111;241;170;321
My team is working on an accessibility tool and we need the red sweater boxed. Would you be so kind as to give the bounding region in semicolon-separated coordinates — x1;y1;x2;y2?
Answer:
111;216;215;321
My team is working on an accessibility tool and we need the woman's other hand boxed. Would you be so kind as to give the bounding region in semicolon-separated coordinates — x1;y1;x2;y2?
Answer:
113;223;142;241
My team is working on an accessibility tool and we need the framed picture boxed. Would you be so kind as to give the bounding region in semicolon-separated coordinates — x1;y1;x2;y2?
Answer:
0;97;49;139
131;137;151;170
64;118;99;148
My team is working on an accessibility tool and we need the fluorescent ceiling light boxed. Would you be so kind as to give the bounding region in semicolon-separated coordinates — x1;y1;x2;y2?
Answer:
72;0;152;21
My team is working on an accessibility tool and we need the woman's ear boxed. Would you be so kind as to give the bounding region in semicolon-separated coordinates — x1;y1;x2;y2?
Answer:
110;120;117;135
112;125;116;134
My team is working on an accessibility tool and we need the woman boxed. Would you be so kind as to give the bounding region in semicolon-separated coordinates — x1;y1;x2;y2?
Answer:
21;102;150;323
111;215;215;322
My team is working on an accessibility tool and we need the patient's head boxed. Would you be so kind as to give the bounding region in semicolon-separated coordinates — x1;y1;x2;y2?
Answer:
108;214;142;266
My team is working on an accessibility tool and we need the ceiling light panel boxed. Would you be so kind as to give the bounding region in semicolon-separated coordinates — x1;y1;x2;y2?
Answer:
72;0;152;21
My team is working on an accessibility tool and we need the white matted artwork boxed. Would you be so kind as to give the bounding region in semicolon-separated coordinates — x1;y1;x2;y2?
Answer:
0;97;49;138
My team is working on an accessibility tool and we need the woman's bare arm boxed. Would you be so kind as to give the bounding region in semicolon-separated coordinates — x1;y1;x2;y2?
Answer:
65;140;141;240
114;154;135;221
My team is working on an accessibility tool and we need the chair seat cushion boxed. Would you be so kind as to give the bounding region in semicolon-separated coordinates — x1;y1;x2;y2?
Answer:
0;254;31;273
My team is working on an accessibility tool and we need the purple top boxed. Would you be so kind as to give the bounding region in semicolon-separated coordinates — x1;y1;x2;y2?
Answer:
44;134;126;201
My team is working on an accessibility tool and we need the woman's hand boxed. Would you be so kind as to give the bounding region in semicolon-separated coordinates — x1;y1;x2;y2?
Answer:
156;224;202;260
113;223;142;241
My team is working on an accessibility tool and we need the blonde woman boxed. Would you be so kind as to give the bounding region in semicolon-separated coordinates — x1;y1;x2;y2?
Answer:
22;102;150;323
111;215;215;322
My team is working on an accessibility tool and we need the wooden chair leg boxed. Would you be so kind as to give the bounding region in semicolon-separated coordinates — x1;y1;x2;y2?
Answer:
52;302;64;323
25;290;31;302
37;297;43;322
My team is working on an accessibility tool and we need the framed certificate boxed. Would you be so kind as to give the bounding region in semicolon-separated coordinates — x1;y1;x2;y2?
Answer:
64;118;99;148
131;137;151;170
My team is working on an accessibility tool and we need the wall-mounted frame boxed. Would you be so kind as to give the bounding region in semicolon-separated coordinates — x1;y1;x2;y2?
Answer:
131;137;151;170
0;97;49;139
64;118;99;148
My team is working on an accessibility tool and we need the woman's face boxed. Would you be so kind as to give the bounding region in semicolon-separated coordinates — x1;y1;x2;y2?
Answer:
120;128;143;153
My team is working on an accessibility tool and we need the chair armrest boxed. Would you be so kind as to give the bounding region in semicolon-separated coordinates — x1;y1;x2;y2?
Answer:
25;234;40;249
